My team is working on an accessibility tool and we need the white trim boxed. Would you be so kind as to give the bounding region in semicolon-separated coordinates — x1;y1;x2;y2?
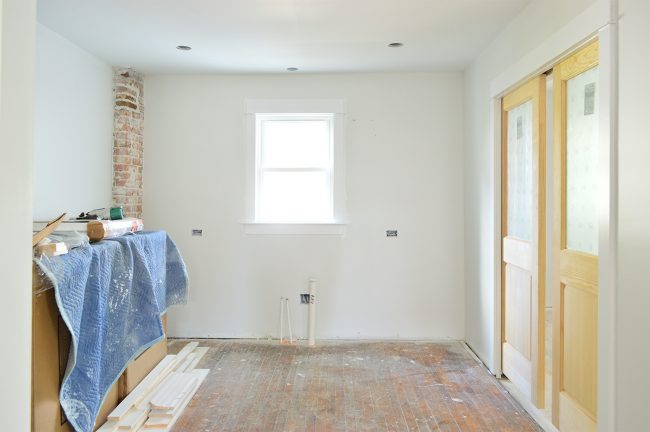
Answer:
490;0;610;99
245;98;346;114
244;100;347;227
331;112;347;223
261;167;329;173
242;223;346;236
492;97;503;377
500;379;560;432
596;15;618;432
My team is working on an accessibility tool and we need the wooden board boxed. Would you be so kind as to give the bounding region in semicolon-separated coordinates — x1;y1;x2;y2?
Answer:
150;373;197;411
185;347;209;371
144;369;209;431
173;342;200;365
32;213;66;246
95;420;118;432
36;242;68;257
116;407;147;430
107;355;177;421
33;220;88;234
174;353;196;373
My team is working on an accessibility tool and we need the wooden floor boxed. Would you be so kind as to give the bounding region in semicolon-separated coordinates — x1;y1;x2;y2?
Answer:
168;340;542;432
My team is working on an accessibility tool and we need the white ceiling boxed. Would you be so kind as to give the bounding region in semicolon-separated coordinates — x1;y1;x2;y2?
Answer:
37;0;531;74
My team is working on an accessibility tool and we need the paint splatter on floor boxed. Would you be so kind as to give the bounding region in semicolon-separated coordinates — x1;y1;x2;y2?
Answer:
168;340;542;432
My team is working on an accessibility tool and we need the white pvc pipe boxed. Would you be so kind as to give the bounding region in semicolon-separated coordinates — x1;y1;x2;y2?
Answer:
286;298;294;344
308;279;317;346
279;297;284;344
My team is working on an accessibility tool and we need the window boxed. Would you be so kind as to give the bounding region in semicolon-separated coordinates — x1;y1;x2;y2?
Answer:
244;99;346;234
256;114;334;223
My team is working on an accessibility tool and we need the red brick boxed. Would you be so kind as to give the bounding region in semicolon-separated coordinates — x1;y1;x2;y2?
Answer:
112;67;143;218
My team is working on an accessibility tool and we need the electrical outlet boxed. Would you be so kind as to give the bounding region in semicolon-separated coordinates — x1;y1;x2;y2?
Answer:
386;230;398;237
191;229;203;236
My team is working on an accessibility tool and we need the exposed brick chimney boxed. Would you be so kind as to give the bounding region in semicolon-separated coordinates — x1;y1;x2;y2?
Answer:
112;68;144;218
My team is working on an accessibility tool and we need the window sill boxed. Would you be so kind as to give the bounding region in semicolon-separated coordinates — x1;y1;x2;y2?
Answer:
242;223;347;236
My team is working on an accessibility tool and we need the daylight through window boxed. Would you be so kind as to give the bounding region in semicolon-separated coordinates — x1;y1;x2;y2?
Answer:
255;114;334;223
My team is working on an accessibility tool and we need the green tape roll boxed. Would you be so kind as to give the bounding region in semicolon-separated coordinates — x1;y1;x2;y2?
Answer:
110;207;124;220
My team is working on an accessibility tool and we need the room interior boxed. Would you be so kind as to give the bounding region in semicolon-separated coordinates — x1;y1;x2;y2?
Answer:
1;0;649;431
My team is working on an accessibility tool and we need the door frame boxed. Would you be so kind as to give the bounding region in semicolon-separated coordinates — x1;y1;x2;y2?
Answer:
488;8;618;431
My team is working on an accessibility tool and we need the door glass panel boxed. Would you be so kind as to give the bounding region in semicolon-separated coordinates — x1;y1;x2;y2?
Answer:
507;100;533;241
566;66;599;255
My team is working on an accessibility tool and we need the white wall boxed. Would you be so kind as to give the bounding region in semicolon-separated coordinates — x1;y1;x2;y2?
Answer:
616;0;650;429
144;73;465;340
33;23;113;220
0;0;35;429
462;0;604;372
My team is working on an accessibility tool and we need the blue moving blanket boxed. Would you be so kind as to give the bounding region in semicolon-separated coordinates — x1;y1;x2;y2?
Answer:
34;231;188;432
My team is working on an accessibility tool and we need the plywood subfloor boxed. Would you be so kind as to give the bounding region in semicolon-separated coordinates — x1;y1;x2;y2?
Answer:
168;340;542;432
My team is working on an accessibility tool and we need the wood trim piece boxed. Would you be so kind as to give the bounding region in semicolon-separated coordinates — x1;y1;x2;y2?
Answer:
185;347;209;371
32;213;66;247
143;369;209;430
107;355;177;421
150;373;197;411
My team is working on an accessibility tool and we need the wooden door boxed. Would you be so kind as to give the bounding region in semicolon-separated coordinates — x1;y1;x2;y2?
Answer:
552;40;599;432
501;76;546;408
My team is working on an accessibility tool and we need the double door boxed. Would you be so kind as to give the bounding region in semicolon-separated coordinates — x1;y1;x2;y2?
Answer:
501;40;600;432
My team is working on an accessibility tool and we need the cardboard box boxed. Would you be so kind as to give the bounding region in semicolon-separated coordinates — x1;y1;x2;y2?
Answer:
123;315;167;394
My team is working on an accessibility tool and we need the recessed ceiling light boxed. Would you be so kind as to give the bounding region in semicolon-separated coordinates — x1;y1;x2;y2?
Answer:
176;45;192;51
388;42;404;48
287;67;299;72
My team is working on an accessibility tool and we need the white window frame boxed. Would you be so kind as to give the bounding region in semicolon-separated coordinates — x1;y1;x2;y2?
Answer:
243;99;347;235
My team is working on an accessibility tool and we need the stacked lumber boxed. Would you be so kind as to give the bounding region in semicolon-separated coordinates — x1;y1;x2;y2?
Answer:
97;343;209;432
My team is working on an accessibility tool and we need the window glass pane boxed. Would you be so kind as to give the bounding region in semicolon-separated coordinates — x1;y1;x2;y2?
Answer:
507;100;533;241
261;120;331;168
259;171;332;222
566;66;599;255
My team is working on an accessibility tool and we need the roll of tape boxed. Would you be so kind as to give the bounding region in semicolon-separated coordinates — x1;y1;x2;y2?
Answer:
110;207;124;220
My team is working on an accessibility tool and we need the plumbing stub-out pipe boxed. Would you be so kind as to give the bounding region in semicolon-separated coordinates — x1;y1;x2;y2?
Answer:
308;278;317;346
